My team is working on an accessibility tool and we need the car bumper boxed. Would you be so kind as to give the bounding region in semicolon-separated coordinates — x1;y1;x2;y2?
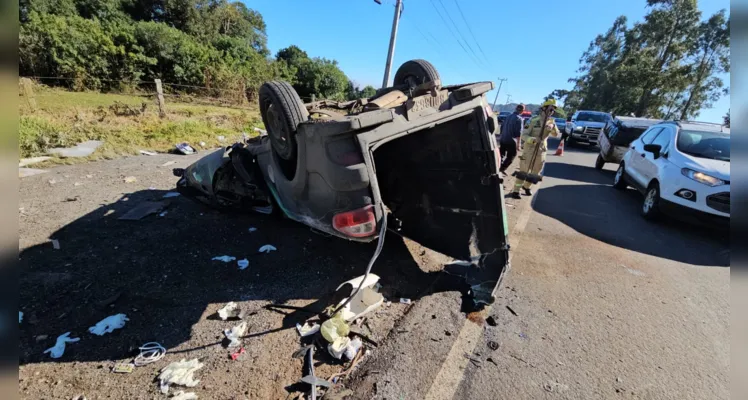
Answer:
570;131;599;144
659;198;730;228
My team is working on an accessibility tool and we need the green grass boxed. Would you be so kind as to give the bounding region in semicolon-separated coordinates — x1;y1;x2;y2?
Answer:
19;85;264;164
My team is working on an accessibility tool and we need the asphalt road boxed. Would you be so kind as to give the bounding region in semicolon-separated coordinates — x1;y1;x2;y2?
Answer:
350;139;729;399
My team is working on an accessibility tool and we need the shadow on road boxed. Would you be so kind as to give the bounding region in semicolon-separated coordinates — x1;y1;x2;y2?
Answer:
19;189;477;366
533;166;729;267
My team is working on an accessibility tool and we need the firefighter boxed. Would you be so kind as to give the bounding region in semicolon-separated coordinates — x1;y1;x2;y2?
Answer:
506;99;560;199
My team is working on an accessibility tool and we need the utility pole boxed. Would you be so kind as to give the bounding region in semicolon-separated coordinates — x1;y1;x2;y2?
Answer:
505;94;512;105
491;78;507;110
381;0;403;88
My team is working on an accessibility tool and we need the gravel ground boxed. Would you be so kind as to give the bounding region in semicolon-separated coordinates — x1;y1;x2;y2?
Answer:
18;152;450;400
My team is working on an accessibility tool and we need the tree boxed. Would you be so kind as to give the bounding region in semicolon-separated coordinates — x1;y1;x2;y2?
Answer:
723;109;729;127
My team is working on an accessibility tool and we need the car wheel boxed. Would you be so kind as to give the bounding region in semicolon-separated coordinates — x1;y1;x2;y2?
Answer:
613;163;627;190
259;81;309;164
595;154;605;170
641;183;661;220
393;59;440;90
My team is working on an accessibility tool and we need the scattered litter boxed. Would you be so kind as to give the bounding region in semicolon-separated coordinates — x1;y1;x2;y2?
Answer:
43;332;80;358
19;156;52;167
487;341;499;351
400;298;412;305
175;143;196;155
171;391;198;400
88;313;129;335
217;302;242;320
112;362;135;374
123;176;137;183
506;305;518;316
212;255;236;263
158;358;204;394
217;136;226;142
230;347;246;361
19;311;23;324
19;168;49;177
296;322;320;337
486;316;498;327
258;244;276;253
237;259;249;270
199;141;206;147
321;313;350;343
134;342;166;366
163;192;181;198
344;338;363;360
223;321;248;348
328;336;350;359
334;274;384;322
35;335;49;342
51;239;60;250
48;179;57;185
159;211;168;217
248;227;257;233
161;161;177;167
118;201;169;220
139;150;158;156
48;140;103;158
519;332;528;339
253;127;267;135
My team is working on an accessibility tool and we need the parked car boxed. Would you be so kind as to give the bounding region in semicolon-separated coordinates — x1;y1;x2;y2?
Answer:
497;111;511;124
554;117;567;134
175;59;509;307
613;121;729;226
595;116;662;170
565;110;611;146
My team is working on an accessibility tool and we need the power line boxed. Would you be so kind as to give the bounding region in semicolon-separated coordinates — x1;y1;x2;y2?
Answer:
451;0;492;67
401;13;469;83
427;0;485;73
434;0;488;72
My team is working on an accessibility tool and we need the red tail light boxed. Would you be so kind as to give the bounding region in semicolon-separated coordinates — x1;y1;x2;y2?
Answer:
333;206;376;237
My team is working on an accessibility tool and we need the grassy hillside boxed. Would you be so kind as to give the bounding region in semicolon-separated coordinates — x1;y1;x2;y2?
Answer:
19;84;263;164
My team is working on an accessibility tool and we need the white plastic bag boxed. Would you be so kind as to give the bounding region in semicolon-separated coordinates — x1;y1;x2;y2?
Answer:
223;321;247;348
159;359;204;394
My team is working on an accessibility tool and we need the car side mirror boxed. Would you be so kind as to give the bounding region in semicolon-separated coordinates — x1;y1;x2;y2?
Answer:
643;143;662;158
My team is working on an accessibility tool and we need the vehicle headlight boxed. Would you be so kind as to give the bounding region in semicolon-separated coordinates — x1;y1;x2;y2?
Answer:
681;168;725;187
574;126;584;132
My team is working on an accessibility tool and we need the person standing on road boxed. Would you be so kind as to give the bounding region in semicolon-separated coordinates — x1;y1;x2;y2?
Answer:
498;104;525;175
506;99;560;199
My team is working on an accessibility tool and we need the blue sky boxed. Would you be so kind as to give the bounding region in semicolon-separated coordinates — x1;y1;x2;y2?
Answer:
252;0;730;123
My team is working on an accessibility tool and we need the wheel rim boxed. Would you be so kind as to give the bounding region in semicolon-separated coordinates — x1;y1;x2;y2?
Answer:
614;167;623;184
643;188;656;213
266;105;290;157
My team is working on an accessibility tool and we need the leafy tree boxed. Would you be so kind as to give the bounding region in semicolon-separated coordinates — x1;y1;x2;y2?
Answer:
723;109;729;127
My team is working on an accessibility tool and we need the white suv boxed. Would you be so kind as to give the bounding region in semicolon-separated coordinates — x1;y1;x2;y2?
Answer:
613;121;730;225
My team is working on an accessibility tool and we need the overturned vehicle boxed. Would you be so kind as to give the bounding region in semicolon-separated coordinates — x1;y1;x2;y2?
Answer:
174;59;510;307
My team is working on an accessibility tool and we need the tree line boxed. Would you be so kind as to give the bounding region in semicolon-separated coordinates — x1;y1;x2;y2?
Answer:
549;0;729;122
19;0;375;101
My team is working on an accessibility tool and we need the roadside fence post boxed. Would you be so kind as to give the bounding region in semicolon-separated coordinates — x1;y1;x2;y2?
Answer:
154;79;166;118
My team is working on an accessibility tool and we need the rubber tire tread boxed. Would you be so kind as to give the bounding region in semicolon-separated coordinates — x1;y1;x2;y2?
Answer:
613;163;627;190
595;154;605;170
259;81;308;162
393;59;441;87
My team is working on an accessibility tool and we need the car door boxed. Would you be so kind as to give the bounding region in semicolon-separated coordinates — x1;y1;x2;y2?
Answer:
639;126;673;185
627;127;663;188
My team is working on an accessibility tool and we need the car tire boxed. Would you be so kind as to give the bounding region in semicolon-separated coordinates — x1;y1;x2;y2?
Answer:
393;59;440;90
613;163;627;190
641;182;661;220
259;81;309;164
595;154;605;170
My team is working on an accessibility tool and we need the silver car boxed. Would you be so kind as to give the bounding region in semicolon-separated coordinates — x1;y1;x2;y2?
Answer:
565;110;611;146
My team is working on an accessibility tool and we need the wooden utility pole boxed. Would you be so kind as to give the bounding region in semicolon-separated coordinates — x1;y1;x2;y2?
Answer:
154;79;166;118
381;0;403;88
491;78;507;110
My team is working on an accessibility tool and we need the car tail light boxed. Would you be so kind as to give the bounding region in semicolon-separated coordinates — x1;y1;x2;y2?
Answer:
333;206;376;237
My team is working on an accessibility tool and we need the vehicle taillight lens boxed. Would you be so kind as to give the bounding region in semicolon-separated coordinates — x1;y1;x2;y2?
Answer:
333;206;376;237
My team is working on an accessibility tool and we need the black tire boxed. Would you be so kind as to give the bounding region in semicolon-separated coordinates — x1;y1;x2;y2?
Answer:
393;59;440;89
595;154;605;170
613;163;627;190
259;81;308;163
641;182;661;220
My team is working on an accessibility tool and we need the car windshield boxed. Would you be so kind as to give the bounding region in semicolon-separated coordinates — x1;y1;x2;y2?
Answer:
576;112;609;123
555;118;565;124
677;130;730;161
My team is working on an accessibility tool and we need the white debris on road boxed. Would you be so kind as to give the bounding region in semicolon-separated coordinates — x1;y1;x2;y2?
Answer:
258;245;276;253
212;255;236;263
163;192;180;198
51;239;60;250
237;259;249;270
217;302;242;320
296;322;320;337
43;332;80;358
223;322;248;348
159;359;204;394
171;391;198;400
248;227;257;233
88;313;129;335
